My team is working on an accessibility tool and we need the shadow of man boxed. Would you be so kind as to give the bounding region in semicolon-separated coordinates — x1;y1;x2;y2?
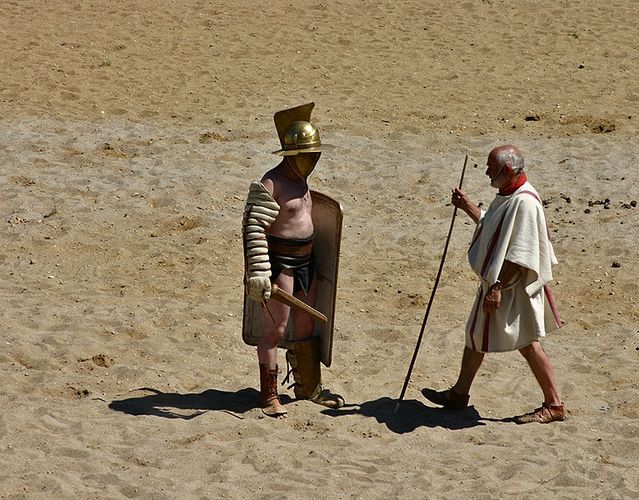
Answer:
320;396;485;433
109;387;260;420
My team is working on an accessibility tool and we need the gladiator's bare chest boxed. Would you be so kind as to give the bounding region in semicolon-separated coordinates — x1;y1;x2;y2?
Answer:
280;189;312;216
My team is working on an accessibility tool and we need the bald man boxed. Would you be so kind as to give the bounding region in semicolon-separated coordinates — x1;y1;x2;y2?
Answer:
423;145;565;424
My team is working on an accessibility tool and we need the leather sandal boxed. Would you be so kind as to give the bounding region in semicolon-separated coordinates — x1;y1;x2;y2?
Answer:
310;385;345;409
515;402;565;424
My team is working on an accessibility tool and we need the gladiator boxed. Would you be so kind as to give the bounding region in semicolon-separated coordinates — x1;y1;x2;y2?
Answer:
241;103;344;418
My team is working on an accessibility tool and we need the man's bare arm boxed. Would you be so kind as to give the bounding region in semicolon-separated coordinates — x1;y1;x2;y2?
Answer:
451;187;481;223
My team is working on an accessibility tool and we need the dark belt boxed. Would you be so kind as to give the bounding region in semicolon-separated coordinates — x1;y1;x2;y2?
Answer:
267;234;314;256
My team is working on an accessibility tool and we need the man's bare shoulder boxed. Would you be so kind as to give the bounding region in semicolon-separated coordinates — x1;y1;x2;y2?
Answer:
260;164;286;194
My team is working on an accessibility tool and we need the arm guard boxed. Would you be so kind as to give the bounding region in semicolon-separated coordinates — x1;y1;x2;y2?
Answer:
242;181;280;301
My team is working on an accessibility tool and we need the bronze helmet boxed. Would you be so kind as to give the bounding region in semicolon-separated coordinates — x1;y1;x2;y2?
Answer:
273;121;323;156
271;102;333;156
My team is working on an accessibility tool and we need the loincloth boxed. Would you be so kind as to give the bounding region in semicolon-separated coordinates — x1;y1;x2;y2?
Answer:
267;233;315;295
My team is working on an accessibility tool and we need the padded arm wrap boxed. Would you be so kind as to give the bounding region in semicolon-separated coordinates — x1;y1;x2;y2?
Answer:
242;182;280;300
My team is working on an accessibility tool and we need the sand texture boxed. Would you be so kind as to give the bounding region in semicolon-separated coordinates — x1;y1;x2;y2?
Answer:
1;1;638;498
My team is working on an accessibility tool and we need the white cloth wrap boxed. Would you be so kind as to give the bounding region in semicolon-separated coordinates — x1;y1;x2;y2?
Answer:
243;181;280;301
465;182;560;352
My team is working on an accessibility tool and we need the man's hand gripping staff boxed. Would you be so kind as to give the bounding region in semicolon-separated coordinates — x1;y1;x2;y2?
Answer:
243;181;280;301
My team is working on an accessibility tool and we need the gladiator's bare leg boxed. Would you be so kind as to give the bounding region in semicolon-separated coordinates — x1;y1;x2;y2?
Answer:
257;275;292;368
290;270;318;339
257;271;294;418
519;341;561;406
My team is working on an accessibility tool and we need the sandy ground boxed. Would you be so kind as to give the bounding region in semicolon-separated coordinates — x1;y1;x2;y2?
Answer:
1;1;638;498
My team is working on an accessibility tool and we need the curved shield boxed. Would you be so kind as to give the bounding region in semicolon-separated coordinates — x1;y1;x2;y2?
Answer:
242;190;342;367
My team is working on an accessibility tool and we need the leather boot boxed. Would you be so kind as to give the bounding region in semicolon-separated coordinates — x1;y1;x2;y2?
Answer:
259;364;287;417
286;337;344;409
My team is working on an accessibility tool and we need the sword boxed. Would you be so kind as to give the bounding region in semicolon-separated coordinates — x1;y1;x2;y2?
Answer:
269;284;328;324
394;154;470;413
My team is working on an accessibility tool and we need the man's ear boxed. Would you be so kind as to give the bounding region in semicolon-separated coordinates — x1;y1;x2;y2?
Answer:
503;163;513;176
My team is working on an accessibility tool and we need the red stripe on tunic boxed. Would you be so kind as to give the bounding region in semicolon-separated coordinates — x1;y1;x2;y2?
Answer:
481;312;491;352
480;210;508;278
518;190;552;240
468;288;484;351
518;190;540;202
473;204;508;351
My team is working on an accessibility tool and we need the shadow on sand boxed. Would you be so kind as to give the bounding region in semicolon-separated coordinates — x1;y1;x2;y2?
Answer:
322;395;516;434
109;387;521;429
108;387;267;420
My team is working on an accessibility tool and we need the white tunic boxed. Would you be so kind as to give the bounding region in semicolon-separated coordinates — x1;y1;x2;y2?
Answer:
465;182;563;352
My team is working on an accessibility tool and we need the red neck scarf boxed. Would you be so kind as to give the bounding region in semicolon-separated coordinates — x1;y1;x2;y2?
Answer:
499;172;527;196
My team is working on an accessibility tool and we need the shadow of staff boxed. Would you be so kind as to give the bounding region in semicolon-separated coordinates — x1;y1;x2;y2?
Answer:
109;387;262;420
322;396;513;434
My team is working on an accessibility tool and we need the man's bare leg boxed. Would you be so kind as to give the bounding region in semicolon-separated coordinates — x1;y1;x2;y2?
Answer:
256;272;294;418
452;346;485;396
290;270;318;340
515;341;565;423
258;271;295;364
422;346;483;409
519;341;561;406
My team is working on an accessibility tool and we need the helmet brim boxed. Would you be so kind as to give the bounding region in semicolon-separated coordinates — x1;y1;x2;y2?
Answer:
272;143;335;156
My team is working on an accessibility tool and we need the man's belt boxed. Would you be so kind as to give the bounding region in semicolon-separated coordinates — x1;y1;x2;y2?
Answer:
267;234;314;256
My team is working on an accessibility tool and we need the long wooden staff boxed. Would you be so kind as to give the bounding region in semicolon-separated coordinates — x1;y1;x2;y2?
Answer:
394;155;469;413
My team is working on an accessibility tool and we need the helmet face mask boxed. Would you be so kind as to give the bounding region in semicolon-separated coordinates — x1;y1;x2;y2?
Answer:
287;152;321;178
